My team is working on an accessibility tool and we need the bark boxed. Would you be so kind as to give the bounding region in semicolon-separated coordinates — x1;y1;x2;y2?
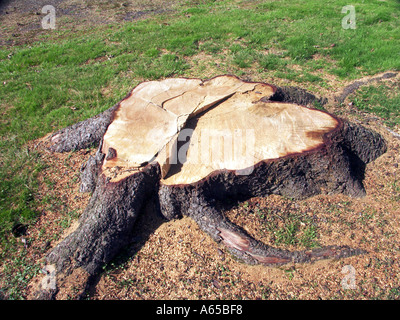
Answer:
270;85;328;106
33;160;161;299
48;103;119;153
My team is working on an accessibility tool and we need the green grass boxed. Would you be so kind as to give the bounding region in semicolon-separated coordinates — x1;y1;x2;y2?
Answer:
251;201;320;249
0;0;399;299
350;80;400;128
271;215;320;249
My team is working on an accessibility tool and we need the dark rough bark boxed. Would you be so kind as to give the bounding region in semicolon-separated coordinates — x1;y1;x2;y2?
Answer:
33;162;160;299
270;86;328;106
341;120;388;164
35;79;388;299
49;104;119;153
48;162;160;275
79;140;105;193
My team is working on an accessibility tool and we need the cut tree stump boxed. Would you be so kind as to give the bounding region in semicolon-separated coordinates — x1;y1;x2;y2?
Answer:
34;75;387;299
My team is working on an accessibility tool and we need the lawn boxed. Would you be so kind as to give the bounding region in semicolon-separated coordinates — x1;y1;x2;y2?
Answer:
0;0;399;299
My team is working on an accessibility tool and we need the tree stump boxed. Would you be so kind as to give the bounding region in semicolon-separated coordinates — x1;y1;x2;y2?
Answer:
34;75;387;299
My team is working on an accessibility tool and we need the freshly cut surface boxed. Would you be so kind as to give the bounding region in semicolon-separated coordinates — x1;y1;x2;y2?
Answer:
102;76;338;184
101;77;202;171
101;75;338;184
101;76;275;179
162;88;339;185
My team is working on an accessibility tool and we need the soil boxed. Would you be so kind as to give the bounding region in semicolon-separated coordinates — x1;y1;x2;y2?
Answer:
0;0;183;46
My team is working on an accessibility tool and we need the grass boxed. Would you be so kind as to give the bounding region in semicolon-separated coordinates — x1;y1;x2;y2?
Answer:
390;179;400;202
0;0;399;299
269;214;320;249
240;200;320;250
350;79;400;128
0;246;41;299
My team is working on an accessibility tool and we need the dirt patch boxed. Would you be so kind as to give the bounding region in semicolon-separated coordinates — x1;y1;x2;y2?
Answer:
0;0;184;47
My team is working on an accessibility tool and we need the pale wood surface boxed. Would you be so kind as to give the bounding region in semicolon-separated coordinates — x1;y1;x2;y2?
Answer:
101;75;338;184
